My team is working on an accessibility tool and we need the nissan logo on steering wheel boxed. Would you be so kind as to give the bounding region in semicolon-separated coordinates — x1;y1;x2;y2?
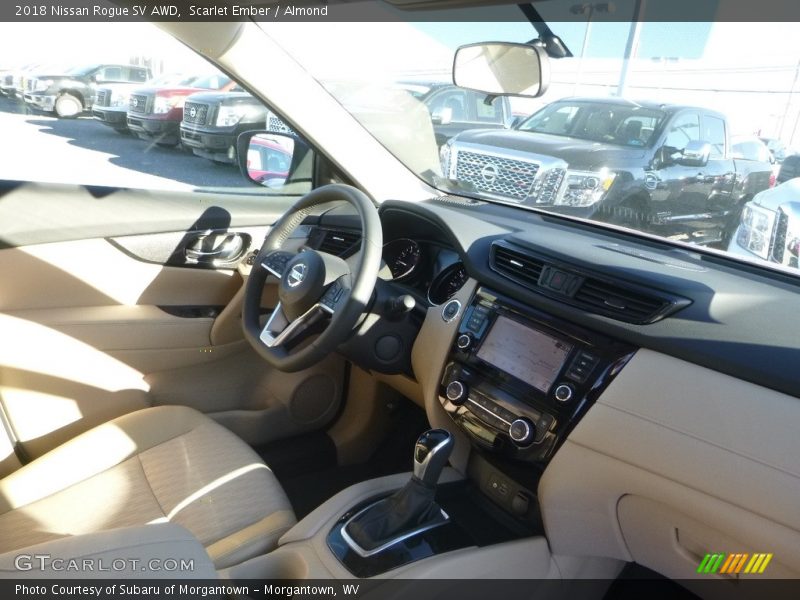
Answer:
287;263;307;288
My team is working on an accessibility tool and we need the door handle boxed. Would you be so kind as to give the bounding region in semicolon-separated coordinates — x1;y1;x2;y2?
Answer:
185;234;244;261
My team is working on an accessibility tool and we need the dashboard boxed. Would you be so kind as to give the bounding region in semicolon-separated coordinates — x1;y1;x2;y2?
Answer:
306;196;800;473
306;195;800;579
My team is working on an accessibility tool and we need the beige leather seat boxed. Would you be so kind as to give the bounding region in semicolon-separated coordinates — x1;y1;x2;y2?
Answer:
0;405;296;568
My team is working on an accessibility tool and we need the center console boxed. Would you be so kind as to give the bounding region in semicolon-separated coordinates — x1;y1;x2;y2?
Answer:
439;287;635;465
222;286;633;585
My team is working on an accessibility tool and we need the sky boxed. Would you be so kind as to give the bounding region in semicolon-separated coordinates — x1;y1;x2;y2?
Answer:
1;19;799;142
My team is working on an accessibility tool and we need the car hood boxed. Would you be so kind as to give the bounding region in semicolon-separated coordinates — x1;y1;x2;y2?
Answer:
452;129;648;170
184;91;256;104
134;86;210;96
753;178;800;211
29;73;80;80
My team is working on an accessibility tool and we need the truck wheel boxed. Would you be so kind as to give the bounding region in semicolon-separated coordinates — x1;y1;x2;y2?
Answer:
55;94;82;118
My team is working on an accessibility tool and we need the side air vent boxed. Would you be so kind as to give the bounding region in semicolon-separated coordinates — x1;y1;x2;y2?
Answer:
489;240;689;324
573;278;674;324
490;243;546;288
315;229;361;257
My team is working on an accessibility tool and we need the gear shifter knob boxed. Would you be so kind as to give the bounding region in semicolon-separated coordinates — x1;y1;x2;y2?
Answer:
412;429;454;488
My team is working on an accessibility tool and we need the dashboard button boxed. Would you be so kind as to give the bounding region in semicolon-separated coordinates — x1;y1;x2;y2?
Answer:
445;380;467;405
554;384;574;403
442;299;461;322
509;418;535;446
456;333;472;350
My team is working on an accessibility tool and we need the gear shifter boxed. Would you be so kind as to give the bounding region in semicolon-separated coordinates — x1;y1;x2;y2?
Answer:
413;429;454;487
344;429;453;555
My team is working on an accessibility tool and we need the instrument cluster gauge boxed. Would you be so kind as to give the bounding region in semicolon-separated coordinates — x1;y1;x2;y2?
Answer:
427;261;468;305
380;238;422;281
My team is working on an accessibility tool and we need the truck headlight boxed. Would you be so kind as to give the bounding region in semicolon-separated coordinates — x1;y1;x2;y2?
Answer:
216;106;247;127
553;169;616;207
736;204;777;260
153;96;182;114
33;79;53;92
110;91;130;108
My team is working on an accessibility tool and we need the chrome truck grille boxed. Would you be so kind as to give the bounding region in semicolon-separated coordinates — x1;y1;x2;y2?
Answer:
453;150;540;202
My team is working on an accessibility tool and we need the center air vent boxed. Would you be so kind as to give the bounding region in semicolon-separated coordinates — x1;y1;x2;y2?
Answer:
489;240;689;324
573;278;675;324
490;243;545;288
312;228;361;257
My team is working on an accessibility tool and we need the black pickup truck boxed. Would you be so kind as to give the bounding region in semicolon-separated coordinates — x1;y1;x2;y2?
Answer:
442;97;774;245
24;63;151;118
180;91;291;164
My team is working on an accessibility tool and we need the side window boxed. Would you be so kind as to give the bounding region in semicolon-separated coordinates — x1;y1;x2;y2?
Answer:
702;115;726;158
0;21;312;197
469;91;503;124
129;69;148;83
664;112;700;151
427;89;468;123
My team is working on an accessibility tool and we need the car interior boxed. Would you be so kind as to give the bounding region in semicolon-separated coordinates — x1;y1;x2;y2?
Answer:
0;1;799;598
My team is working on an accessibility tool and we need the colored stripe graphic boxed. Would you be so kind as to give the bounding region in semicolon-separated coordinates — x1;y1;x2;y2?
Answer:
697;554;713;573
701;553;775;575
759;553;773;573
719;554;735;574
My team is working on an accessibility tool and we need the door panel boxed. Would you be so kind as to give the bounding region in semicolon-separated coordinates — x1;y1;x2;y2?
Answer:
0;182;345;467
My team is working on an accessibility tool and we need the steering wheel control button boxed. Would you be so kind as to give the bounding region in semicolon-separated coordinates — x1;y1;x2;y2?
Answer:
262;251;293;277
456;333;472;350
554;384;574;403
321;280;345;312
442;299;461;322
509;418;535;446
445;380;467;405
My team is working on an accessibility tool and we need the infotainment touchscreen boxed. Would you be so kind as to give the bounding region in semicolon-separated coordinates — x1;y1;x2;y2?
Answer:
477;316;573;392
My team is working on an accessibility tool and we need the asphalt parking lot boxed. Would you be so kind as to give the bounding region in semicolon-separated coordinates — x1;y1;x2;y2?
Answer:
0;95;246;191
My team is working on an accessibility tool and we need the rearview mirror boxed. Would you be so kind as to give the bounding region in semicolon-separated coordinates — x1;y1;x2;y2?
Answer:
453;42;549;98
237;131;299;187
678;140;711;167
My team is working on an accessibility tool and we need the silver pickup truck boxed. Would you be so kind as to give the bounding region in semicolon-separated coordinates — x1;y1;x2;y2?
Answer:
727;156;800;267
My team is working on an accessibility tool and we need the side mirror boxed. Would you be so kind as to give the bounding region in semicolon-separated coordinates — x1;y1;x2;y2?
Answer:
453;42;549;98
237;131;301;187
431;107;453;126
509;115;524;129
678;140;711;167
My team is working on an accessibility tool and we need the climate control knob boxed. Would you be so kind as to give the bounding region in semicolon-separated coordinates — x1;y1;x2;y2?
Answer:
509;417;535;446
554;384;574;403
445;380;468;405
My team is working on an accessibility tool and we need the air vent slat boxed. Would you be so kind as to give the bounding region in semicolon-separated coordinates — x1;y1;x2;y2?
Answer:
489;240;688;324
491;246;545;287
317;229;361;257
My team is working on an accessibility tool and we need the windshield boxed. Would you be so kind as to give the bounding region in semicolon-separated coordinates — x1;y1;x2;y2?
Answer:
65;64;101;76
262;9;800;274
190;74;231;90
517;101;667;147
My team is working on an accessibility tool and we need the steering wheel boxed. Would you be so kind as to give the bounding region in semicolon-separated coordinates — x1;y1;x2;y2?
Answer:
242;184;382;372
